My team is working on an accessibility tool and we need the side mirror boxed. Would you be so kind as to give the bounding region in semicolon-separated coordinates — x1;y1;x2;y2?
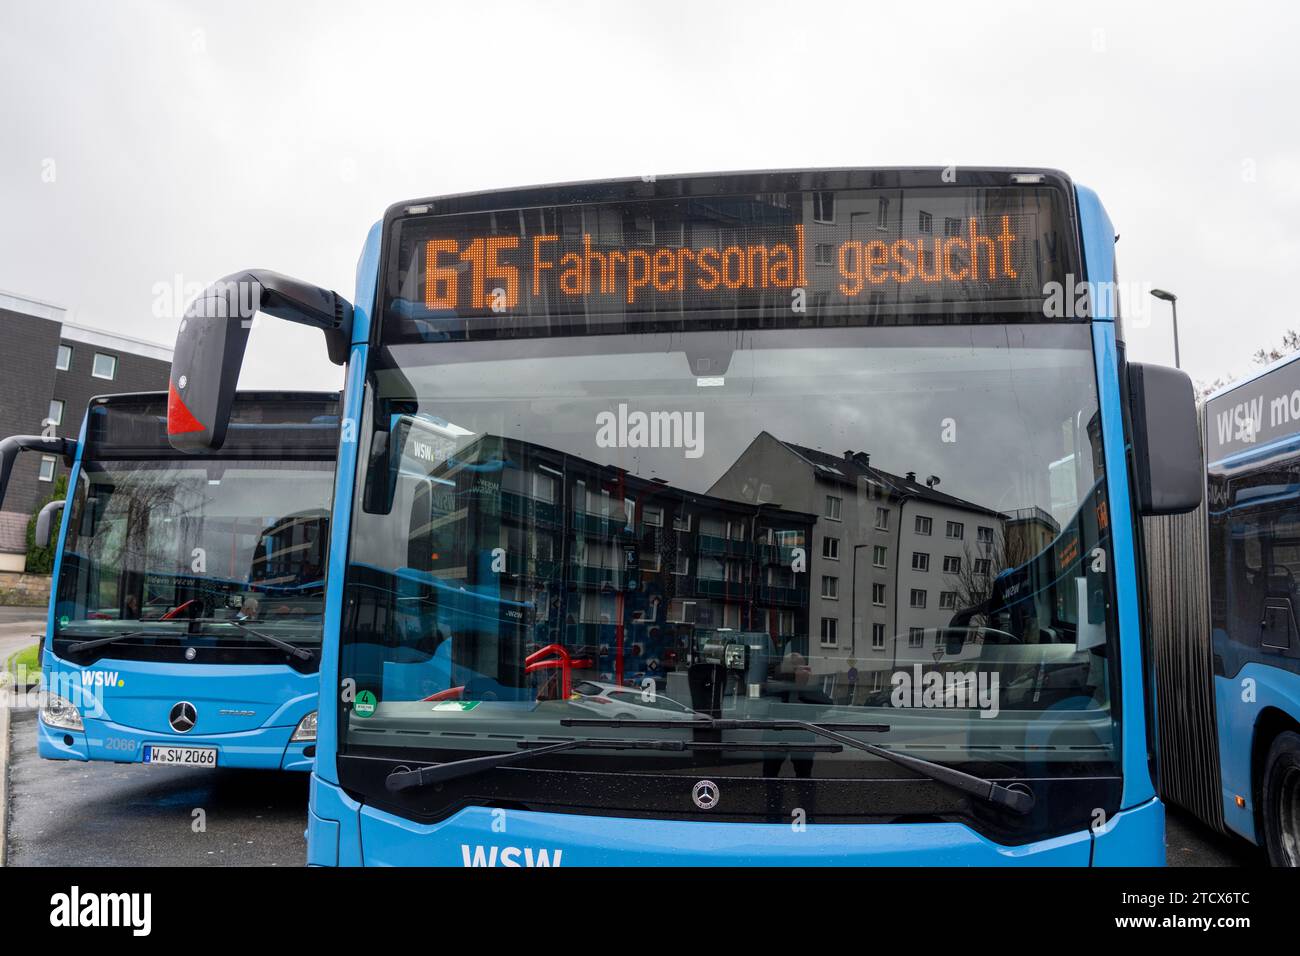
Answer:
0;435;77;509
1127;362;1203;515
34;499;65;549
168;270;353;453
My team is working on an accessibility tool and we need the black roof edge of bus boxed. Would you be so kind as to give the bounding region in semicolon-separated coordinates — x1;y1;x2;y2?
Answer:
87;389;342;409
381;166;1076;225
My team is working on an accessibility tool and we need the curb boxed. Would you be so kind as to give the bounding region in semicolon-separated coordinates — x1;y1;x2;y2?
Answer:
0;685;10;867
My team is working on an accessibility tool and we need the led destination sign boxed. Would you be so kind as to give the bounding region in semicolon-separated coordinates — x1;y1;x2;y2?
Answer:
385;184;1071;335
425;216;1027;311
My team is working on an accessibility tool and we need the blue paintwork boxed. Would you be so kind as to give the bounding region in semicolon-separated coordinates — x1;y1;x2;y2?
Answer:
305;195;1165;865
1077;183;1157;809
1090;797;1166;866
307;775;1162;867
314;220;382;789
36;406;320;772
1212;663;1300;844
36;656;318;770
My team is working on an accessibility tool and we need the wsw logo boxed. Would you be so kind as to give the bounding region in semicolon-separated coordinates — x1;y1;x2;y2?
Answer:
461;844;563;867
82;671;124;688
595;403;704;459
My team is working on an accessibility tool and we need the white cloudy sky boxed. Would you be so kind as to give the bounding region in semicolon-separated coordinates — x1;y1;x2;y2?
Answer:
2;0;1298;391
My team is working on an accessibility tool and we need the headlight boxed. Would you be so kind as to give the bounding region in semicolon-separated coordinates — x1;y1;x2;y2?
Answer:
40;692;84;732
291;710;317;742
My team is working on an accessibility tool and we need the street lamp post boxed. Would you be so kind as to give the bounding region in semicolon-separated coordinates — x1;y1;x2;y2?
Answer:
1150;288;1180;369
851;543;869;656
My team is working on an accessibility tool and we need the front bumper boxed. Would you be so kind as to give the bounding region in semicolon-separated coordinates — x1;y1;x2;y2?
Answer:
37;716;314;771
307;775;1165;866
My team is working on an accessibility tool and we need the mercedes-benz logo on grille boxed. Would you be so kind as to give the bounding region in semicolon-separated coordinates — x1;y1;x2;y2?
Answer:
692;779;720;810
169;701;197;734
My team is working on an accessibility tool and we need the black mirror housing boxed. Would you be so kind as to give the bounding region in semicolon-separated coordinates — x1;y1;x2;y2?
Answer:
34;499;65;549
1128;362;1203;515
0;435;77;510
168;270;353;453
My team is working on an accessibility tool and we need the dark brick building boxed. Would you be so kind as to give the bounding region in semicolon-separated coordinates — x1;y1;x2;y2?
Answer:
0;291;172;571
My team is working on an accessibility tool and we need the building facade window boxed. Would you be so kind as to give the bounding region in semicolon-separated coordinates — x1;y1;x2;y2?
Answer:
974;558;991;575
821;575;839;599
55;344;72;370
38;456;56;482
914;515;932;535
47;399;64;426
942;555;961;573
910;588;927;608
946;520;964;539
820;617;838;646
939;591;958;609
871;622;885;649
813;191;835;223
908;627;924;648
911;552;929;572
822;536;839;560
825;495;842;520
872;544;887;567
92;352;118;380
875;507;889;530
872;582;886;606
977;526;994;545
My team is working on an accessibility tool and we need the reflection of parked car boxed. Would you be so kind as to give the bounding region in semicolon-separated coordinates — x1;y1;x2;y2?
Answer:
569;681;698;720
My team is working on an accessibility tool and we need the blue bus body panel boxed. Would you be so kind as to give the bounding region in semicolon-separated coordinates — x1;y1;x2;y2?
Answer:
307;778;1162;867
38;656;318;770
1213;663;1300;844
1077;184;1156;809
1090;797;1165;866
314;220;382;789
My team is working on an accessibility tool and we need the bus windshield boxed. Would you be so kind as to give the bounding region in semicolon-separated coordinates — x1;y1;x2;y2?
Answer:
54;456;334;658
342;322;1119;786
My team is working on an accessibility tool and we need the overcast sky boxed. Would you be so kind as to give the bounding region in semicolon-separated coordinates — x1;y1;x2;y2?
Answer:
2;0;1297;392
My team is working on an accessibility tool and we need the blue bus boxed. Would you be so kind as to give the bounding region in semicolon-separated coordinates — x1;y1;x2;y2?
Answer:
0;390;338;771
165;169;1201;865
1148;354;1300;865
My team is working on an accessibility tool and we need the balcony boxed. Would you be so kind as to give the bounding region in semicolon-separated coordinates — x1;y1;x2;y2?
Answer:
759;544;798;566
758;584;807;607
572;511;631;538
694;577;750;599
500;492;560;527
571;564;623;589
698;534;753;558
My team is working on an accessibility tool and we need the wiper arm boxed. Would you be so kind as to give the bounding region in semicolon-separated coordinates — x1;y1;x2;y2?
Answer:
225;619;315;661
562;718;1035;815
385;737;842;792
186;616;317;661
65;631;155;654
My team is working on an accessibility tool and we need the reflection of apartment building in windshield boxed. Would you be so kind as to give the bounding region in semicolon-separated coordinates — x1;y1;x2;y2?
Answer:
708;433;1006;692
407;432;816;679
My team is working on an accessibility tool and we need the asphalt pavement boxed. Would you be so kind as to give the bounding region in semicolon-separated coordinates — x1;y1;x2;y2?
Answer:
4;710;308;866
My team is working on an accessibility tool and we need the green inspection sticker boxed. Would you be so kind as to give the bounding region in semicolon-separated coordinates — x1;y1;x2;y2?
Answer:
59;615;69;627
354;690;377;718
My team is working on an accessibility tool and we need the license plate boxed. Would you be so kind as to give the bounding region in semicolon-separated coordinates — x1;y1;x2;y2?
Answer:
143;745;217;767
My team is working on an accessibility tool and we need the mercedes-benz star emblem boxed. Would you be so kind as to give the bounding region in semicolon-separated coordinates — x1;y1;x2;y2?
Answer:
692;779;720;810
169;701;197;734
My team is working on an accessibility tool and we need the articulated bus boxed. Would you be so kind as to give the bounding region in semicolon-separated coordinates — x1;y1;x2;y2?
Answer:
0;390;338;770
166;169;1201;865
1148;355;1300;865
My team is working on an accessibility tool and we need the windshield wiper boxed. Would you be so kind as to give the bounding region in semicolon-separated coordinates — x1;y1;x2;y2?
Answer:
562;717;1035;815
226;619;316;661
186;617;316;661
385;737;842;792
65;630;157;654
